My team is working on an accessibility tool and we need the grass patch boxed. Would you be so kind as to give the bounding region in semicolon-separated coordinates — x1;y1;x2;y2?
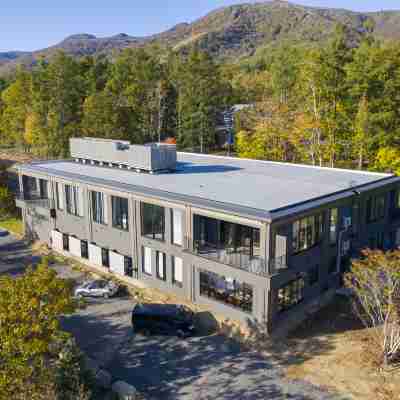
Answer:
0;216;23;236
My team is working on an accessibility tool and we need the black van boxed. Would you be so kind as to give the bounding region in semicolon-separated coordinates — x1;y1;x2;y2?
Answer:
131;303;195;337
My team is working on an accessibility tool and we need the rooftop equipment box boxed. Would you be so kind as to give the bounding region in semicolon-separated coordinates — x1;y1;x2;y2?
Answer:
70;137;177;172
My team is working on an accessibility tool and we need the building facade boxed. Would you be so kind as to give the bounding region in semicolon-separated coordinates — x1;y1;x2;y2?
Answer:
15;138;400;332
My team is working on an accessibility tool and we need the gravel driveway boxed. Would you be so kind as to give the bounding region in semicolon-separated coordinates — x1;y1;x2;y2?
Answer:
1;235;344;400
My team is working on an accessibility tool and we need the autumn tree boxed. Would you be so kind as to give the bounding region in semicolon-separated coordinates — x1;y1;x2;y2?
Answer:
345;250;400;366
0;259;90;399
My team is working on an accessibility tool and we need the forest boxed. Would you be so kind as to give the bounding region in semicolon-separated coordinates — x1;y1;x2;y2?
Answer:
1;25;400;173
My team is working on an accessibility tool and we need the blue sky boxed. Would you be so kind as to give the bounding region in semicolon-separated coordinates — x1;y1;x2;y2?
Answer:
1;1;399;52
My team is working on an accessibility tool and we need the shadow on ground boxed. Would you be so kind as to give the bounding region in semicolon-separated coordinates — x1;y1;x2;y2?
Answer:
62;300;340;400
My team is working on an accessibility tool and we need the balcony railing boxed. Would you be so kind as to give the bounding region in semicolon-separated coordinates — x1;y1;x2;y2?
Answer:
186;238;269;277
269;255;288;275
15;192;54;209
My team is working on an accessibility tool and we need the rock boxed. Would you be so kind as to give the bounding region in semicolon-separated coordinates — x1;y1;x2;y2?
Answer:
95;369;112;389
112;380;137;400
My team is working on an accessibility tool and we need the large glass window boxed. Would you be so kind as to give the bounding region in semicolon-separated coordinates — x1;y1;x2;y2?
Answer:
142;246;152;276
156;251;166;281
172;209;184;246
91;191;108;225
329;208;338;245
112;196;129;231
367;194;386;223
23;175;38;199
101;248;109;268
124;256;134;277
292;213;324;253
141;202;165;241
193;214;261;270
65;185;83;217
199;269;253;313
172;256;183;287
56;183;64;210
277;278;305;313
39;179;48;199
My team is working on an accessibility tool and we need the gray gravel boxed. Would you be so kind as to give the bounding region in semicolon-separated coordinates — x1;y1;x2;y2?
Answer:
0;235;348;400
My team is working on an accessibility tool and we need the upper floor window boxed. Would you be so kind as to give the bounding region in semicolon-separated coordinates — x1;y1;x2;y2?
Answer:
329;208;338;244
39;179;48;199
172;209;184;246
366;194;386;223
65;185;83;217
56;183;64;210
292;213;324;253
112;196;129;231
91;191;108;225
141;202;165;241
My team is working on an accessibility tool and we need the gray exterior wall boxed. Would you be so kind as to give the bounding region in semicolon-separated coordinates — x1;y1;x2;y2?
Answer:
16;167;400;332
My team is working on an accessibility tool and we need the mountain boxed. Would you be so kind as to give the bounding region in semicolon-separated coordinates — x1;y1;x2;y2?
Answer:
1;1;400;74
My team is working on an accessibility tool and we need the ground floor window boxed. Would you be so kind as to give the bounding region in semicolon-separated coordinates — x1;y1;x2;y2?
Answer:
101;248;109;268
143;247;152;276
277;277;305;313
62;234;69;251
156;251;166;281
172;256;183;287
81;240;88;259
124;256;136;278
199;269;253;313
308;265;319;286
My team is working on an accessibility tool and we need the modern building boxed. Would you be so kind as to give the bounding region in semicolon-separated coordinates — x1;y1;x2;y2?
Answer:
15;137;400;332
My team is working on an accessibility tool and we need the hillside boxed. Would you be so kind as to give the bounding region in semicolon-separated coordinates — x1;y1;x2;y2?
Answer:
1;0;400;74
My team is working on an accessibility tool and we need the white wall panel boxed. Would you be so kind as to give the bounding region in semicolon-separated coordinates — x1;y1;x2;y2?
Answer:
69;236;81;258
51;230;63;251
110;251;124;276
89;243;102;266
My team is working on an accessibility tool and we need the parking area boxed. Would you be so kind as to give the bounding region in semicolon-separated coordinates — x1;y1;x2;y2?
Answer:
0;234;340;400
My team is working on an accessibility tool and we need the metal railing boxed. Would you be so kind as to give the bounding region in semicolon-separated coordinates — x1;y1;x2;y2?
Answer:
186;237;269;277
269;255;288;275
15;191;54;209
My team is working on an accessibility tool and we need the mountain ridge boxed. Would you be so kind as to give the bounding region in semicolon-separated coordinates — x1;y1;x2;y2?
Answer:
1;0;400;74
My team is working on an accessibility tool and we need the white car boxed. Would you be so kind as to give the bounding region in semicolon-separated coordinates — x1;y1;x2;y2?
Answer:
74;279;119;299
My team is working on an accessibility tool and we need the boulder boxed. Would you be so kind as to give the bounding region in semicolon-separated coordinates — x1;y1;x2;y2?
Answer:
112;380;137;400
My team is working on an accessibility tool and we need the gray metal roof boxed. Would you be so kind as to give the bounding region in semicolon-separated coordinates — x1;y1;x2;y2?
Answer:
19;152;397;221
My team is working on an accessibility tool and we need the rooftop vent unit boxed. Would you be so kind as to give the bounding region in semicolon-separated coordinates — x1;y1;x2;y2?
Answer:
70;137;177;173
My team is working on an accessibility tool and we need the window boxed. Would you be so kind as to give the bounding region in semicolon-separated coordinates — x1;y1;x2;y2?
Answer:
277;278;305;313
352;201;359;234
124;256;134;277
56;183;64;210
81;240;88;259
172;256;183;287
92;191;108;224
308;265;319;286
367;194;386;223
199;269;253;313
101;248;109;268
142;247;152;276
65;185;83;217
329;257;337;275
292;213;324;253
172;209;184;246
329;208;338;245
62;234;69;251
23;176;38;199
39;179;48;199
395;190;400;209
193;214;261;269
141;202;165;241
156;251;166;281
112;196;129;231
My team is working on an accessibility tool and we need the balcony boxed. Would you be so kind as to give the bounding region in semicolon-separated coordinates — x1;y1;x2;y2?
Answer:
269;255;288;275
15;192;54;209
186;238;269;277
